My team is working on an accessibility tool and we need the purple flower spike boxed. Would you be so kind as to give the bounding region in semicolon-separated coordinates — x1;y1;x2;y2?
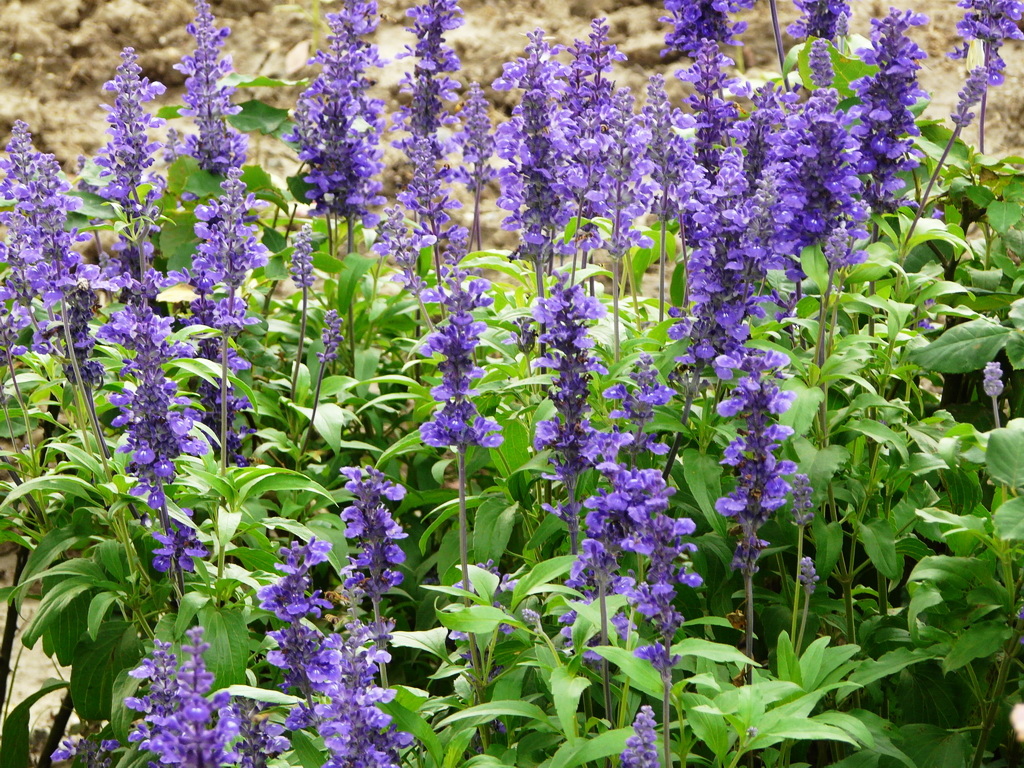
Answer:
96;48;166;284
662;0;755;56
235;699;290;768
790;473;815;526
950;0;1024;86
340;466;408;604
952;66;990;127
809;39;834;88
126;627;240;768
319;310;344;364
51;737;120;768
773;84;867;266
714;349;798;575
850;9;928;212
789;0;851;40
177;0;248;173
799;556;819;594
152;511;208;574
643;74;701;222
679;41;744;172
98;299;208;509
285;2;385;225
290;224;316;289
453;82;496;195
620;705;660;768
420;269;503;451
984;361;1005;397
604;353;675;457
533;272;607;546
494;29;573;267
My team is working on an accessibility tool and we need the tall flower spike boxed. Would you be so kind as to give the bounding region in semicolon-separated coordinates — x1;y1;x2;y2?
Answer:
950;0;1024;86
533;271;607;551
494;29;573;271
952;66;990;127
560;19;624;253
714;348;798;575
620;706;660;768
235;699;290;768
285;2;385;225
51;738;120;768
177;0;248;173
126;627;240;767
662;0;755;56
453;82;496;195
340;467;407;605
98;298;208;509
420;268;503;451
732;84;789;187
680;41;744;173
850;9;928;213
604;353;676;457
772;84;867;268
96;48;166;286
374;206;425;296
789;0;851;40
591;88;657;261
290;223;316;289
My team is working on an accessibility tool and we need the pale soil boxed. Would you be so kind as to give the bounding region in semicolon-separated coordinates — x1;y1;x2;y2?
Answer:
0;0;1021;758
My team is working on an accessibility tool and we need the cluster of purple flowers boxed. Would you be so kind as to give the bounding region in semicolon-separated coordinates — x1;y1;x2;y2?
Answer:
98;297;208;510
420;269;503;451
51;737;120;768
620;705;660;768
662;0;754;55
340;466;408;607
257;539;410;764
850;9;929;212
176;0;247;173
286;2;385;225
96;48;166;284
714;349;798;575
533;271;607;551
604;353;675;458
788;0;851;40
494;30;573;270
126;627;244;767
950;0;1024;85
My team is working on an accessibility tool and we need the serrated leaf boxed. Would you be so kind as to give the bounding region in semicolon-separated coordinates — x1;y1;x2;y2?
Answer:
988;201;1023;234
228;99;291;135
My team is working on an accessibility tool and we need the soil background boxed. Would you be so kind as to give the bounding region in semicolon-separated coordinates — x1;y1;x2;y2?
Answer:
0;0;1022;760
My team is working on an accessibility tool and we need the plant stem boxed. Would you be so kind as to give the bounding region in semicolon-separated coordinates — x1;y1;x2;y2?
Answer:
796;588;811;653
790;527;805;640
291;285;309;400
970;619;1024;768
37;692;74;768
299;355;329;456
662;671;673;768
0;544;28;715
598;579;614;723
373;599;389;689
744;555;755;682
905;125;963;248
612;257;622;363
458;449;471;603
767;0;789;87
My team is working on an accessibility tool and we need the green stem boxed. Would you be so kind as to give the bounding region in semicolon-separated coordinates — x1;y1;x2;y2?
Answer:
790;527;805;640
291;286;309;400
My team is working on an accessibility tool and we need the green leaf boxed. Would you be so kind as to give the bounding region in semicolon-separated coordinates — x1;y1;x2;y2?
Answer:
590;646;662;698
860;518;902;581
390;627;450;659
436;699;552;729
846;647;941;692
943;621;1010;672
71;620;143;720
749;716;859;749
673;637;753;667
994;496;1024;539
548;667;589;738
159;211;200;273
87;591;119;641
227;99;291;134
547;728;633;768
221;73;309;88
380;698;445;767
223;685;303;705
511;556;576;608
0;679;69;768
111;668;143;744
908;319;1010;374
199;605;249;688
288;731;327;768
988;201;1023;234
899;724;970;768
437;604;524;635
987;420;1024;491
681;448;726;536
472;498;517;564
1006;333;1024;370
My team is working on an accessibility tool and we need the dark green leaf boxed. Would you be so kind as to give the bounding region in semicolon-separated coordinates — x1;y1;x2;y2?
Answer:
71;620;143;720
988;201;1023;234
908;320;1010;374
0;679;69;768
199;605;249;688
987;420;1024;490
860;518;903;581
